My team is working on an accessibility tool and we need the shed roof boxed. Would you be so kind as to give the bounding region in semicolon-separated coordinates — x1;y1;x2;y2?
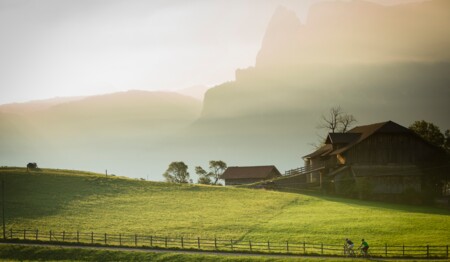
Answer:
221;166;282;180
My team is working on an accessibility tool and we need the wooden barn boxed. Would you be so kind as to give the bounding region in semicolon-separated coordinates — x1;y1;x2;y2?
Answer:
295;121;446;199
221;166;282;186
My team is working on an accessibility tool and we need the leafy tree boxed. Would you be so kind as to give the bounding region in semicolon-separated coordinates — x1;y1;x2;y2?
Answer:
444;129;450;153
409;120;445;148
195;160;227;185
195;166;212;185
163;162;190;183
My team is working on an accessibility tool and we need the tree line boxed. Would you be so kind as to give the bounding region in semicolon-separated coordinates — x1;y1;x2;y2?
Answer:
163;160;227;185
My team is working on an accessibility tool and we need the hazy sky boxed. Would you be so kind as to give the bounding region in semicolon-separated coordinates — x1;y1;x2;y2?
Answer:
0;0;422;104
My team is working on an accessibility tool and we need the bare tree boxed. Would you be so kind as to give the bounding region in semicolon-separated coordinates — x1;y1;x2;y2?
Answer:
339;114;357;132
316;106;357;144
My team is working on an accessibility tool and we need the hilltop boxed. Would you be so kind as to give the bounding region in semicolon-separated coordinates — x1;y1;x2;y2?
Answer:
2;167;449;246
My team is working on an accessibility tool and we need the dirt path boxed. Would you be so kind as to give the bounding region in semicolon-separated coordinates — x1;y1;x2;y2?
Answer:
0;241;447;261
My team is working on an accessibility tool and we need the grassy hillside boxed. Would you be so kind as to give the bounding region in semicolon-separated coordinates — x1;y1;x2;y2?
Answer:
1;167;449;247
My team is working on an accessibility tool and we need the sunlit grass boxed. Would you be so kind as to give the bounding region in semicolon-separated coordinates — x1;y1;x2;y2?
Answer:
2;167;449;246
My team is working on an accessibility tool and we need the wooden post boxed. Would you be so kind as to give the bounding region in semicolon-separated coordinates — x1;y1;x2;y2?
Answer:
215;238;217;250
197;237;200;249
119;234;122;246
403;244;405;256
321;243;323;255
165;237;167;248
181;237;184;248
268;240;270;252
446;245;448;258
9;228;12;239
427;245;429;258
249;240;252;252
35;230;38;241
230;239;234;251
77;231;79;243
150;236;152;247
135;234;137;246
303;241;306;254
62;231;65;242
104;233;107;245
286;241;289;252
49;230;52;241
23;229;26;240
91;232;94;244
385;243;387;257
1;179;5;240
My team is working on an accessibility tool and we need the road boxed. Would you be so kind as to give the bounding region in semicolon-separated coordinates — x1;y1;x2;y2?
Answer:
0;241;448;261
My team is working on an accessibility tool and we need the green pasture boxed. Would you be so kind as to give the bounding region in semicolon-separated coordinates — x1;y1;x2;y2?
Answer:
1;167;449;247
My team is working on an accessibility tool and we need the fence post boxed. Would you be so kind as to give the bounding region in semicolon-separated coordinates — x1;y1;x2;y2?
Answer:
230;239;234;251
135;234;137;247
104;233;107;245
49;230;52;241
426;245;429;258
9;229;12;239
215;238;217;250
23;229;26;240
77;231;79;243
150;236;152;247
303;241;306;254
286;241;289;252
197;237;200;249
385;243;387;257
62;231;65;242
35;230;38;241
402;244;405;256
249;240;252;252
321;243;323;255
91;232;94;244
268;240;270;252
119;234;122;246
181;237;184;248
446;245;448;258
165;237;167;248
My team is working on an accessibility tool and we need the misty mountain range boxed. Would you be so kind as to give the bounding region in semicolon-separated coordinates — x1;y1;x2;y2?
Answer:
1;0;449;180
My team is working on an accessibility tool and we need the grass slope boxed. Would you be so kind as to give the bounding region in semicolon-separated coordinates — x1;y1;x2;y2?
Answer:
2;167;449;247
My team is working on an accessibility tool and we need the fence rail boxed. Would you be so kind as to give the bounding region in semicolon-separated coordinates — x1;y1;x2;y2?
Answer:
284;165;324;177
4;229;449;259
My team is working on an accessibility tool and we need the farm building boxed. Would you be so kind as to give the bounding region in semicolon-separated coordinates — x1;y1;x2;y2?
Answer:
284;121;448;200
221;166;282;186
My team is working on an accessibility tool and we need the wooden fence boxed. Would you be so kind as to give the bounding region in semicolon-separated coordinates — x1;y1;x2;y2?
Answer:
4;229;449;259
284;165;324;177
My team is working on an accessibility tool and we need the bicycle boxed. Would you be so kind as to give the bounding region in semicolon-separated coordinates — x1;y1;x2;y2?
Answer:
344;244;356;257
358;247;371;258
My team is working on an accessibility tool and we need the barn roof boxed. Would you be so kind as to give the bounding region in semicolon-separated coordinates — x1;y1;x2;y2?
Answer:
332;121;416;155
325;133;361;144
304;121;426;159
221;166;282;180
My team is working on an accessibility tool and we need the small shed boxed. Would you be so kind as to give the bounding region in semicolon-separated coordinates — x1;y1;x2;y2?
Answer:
221;166;282;186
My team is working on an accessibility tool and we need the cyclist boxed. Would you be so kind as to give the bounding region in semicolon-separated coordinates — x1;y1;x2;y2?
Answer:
359;239;369;256
345;238;355;255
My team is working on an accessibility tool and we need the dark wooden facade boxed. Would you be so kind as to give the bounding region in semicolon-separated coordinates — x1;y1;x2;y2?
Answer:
302;121;445;197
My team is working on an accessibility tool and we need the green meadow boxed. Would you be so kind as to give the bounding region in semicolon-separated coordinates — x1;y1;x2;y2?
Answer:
2;167;449;247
